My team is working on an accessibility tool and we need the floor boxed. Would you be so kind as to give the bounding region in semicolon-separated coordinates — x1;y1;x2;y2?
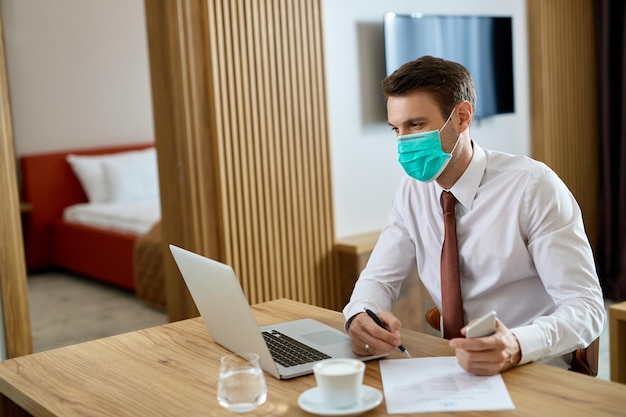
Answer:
28;271;167;353
28;271;612;380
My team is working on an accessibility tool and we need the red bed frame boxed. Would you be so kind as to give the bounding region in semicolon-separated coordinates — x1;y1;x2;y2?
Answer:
20;143;154;290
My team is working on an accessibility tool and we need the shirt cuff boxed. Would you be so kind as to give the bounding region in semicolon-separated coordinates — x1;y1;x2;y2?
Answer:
510;325;546;365
343;299;386;332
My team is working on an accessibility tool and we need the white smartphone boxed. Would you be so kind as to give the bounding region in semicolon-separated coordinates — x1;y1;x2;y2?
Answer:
465;311;497;338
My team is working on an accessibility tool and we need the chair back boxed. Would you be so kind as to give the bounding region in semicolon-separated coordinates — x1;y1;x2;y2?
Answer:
570;337;599;377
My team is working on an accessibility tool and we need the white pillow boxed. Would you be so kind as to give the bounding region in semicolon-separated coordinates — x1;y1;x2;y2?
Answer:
67;147;158;203
67;154;109;203
102;148;159;203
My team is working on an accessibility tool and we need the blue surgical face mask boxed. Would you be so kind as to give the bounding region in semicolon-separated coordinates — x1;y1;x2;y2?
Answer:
397;110;459;182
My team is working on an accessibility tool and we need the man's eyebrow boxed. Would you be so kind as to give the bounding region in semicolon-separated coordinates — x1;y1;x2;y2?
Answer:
406;117;428;124
389;117;428;127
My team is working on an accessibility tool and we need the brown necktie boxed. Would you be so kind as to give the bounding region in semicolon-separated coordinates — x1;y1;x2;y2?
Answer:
440;191;464;339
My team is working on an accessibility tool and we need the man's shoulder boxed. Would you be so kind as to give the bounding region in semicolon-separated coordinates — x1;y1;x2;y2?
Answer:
483;148;552;176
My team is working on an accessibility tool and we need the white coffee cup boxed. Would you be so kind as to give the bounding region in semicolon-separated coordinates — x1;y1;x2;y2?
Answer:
312;358;365;409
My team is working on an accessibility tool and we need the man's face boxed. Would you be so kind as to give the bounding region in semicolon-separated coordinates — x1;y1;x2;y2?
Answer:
387;90;458;154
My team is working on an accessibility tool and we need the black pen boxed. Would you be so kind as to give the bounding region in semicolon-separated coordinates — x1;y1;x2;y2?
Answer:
364;308;411;358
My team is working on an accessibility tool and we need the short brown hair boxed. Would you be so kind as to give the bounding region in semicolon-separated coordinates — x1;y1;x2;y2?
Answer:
381;55;477;119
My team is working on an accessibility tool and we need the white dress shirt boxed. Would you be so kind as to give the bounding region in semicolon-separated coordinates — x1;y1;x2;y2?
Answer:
343;143;605;369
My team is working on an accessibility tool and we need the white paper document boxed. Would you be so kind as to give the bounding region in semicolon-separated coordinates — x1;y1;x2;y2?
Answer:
379;356;515;414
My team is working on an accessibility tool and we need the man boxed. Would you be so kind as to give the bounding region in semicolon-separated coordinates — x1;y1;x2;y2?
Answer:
343;56;605;375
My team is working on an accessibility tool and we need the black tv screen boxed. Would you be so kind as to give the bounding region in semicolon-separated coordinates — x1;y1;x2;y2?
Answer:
383;13;515;119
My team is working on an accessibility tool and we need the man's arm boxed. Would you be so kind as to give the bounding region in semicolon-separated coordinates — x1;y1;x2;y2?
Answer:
342;189;417;322
511;171;605;365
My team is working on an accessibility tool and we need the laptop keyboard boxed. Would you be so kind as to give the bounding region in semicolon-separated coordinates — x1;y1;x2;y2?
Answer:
262;330;331;367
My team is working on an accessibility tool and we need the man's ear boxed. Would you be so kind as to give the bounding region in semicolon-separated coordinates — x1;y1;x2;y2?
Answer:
457;101;473;131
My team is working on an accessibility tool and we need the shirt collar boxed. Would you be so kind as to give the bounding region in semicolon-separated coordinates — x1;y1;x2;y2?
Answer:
436;141;486;210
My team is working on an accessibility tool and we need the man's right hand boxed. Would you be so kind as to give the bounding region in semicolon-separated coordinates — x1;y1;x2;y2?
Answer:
347;311;404;356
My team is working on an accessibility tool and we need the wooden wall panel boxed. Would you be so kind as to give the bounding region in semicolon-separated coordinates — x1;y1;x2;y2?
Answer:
527;0;598;247
146;0;340;320
0;11;33;358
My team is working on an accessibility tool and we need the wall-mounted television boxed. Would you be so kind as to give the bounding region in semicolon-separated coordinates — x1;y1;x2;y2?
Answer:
383;13;515;119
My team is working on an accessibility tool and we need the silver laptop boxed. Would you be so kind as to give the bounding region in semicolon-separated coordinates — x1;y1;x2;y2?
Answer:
169;244;385;379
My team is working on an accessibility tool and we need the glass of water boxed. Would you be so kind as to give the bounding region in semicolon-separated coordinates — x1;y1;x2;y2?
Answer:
217;352;267;413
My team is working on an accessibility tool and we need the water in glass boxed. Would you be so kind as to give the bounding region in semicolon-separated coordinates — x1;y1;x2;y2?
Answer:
217;353;267;413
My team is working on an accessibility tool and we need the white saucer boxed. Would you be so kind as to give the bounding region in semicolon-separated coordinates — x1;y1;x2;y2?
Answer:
297;385;383;416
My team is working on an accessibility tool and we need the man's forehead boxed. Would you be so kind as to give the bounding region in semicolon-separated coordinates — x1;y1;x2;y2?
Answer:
387;92;439;111
387;94;442;125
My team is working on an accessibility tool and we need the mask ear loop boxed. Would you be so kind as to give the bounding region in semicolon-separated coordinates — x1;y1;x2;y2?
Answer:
448;132;461;156
440;106;461;156
439;108;455;133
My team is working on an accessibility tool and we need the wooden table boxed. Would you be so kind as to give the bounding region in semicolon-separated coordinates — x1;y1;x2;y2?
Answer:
0;299;625;417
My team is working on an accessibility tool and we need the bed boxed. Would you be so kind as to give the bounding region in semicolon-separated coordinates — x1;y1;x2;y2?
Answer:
20;143;163;298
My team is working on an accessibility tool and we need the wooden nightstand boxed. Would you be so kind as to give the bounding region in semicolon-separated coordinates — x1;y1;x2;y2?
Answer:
335;231;437;335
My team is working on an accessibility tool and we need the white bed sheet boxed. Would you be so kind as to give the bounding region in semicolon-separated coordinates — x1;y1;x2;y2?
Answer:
63;200;161;236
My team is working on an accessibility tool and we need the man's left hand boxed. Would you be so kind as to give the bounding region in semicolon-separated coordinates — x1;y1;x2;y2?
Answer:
449;319;521;375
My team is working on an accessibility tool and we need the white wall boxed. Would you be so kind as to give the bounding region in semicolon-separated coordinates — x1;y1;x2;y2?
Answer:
323;0;530;238
2;0;154;155
3;0;529;240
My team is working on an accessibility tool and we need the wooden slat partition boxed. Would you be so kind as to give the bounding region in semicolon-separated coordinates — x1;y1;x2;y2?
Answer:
527;0;598;246
146;0;340;320
209;0;337;308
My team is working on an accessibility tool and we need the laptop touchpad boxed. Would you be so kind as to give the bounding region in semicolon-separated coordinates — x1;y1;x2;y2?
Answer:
301;330;348;346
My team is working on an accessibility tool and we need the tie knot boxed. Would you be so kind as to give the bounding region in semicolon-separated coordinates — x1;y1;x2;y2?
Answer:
441;191;456;214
